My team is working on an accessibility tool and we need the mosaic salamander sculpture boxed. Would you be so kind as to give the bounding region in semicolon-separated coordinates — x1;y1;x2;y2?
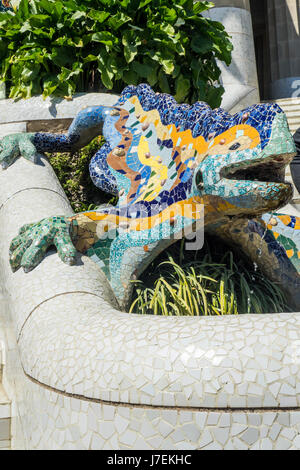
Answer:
2;84;300;309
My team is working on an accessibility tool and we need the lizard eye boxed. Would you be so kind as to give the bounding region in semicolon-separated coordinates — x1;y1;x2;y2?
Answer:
195;170;204;190
229;142;241;151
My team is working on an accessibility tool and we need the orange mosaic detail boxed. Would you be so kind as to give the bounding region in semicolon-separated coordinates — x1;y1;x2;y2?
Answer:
167;124;260;157
83;197;204;229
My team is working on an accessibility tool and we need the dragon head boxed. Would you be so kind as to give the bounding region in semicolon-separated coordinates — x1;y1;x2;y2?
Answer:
193;109;295;218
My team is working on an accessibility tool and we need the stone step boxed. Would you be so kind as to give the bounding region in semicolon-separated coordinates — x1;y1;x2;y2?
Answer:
285;117;300;124
0;384;11;449
272;98;300;106
287;124;300;132
278;103;300;109
265;98;300;135
275;103;300;109
281;111;300;119
277;103;300;109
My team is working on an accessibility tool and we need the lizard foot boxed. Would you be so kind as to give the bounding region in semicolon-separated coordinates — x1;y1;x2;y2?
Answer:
0;133;38;169
9;216;77;272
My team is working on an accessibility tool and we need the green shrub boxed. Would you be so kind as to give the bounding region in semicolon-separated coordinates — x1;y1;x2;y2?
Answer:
48;136;117;212
0;0;233;107
130;237;290;316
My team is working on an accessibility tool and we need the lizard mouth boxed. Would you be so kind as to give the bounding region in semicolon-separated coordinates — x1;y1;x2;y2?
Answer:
223;153;294;187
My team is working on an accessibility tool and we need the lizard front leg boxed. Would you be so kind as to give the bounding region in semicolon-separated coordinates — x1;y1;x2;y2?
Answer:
0;105;117;168
9;198;204;309
68;201;204;308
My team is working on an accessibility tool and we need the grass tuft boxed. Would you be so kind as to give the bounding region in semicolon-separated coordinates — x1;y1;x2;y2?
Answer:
129;237;290;316
48;136;117;212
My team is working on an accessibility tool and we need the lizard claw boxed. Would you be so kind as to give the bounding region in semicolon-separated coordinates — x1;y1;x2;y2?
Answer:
9;216;78;273
0;133;37;169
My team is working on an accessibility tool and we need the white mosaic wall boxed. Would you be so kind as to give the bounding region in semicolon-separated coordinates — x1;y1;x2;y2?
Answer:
2;313;300;451
1;296;300;451
9;378;300;450
0;116;300;450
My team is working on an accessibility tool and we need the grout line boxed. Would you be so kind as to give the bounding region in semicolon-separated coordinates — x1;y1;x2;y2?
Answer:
0;187;69;212
17;291;106;343
23;370;300;414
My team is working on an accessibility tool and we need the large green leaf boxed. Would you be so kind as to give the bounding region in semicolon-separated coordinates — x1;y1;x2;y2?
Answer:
122;30;141;63
16;0;30;20
108;12;131;30
162;7;177;23
82;54;99;64
147;64;158;86
158;69;170;94
21;64;41;83
70;11;86;22
133;61;153;78
138;0;152;9
98;67;114;89
36;0;56;15
87;9;110;23
43;82;59;97
191;34;213;54
193;1;214;14
51;47;74;67
161;59;174;75
122;68;139;85
175;74;190;102
28;14;51;26
91;31;116;47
